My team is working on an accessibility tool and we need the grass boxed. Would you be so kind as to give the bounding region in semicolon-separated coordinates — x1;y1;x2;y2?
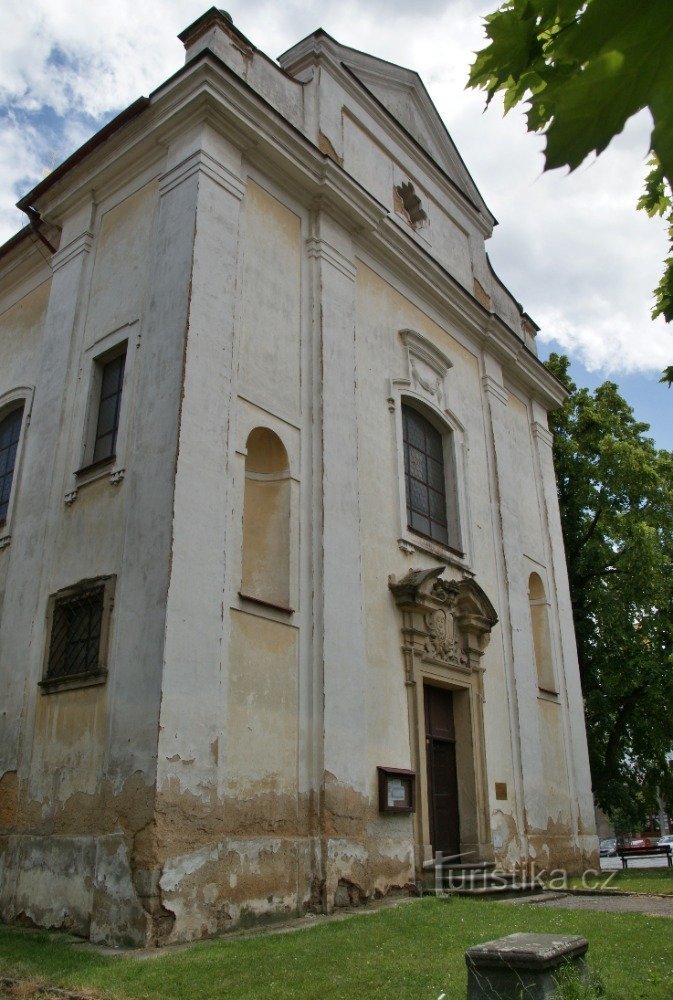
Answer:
563;867;673;895
1;896;672;999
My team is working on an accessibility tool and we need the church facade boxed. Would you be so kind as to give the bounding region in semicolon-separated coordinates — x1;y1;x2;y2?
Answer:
0;9;597;946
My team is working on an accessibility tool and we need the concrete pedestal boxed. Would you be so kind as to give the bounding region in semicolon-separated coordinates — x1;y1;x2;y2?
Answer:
465;932;588;999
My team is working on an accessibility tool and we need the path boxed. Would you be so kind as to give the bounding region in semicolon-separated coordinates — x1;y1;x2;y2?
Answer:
503;890;673;918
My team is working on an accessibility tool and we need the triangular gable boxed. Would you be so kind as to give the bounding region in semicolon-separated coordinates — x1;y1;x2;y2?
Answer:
279;32;493;223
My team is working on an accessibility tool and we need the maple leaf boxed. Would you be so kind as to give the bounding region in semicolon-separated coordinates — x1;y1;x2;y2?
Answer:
469;0;673;372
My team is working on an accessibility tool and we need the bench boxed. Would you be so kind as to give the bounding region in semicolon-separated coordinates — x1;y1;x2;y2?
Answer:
618;845;672;868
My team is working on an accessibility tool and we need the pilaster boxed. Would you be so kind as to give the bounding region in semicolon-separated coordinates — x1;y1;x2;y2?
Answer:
0;199;96;779
531;412;596;839
153;128;246;810
480;362;533;856
308;208;369;906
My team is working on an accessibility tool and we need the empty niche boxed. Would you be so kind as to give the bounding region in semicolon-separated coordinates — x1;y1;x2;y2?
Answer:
528;572;556;692
241;427;291;610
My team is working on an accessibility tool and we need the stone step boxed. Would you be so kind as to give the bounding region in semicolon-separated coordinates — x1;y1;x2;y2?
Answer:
442;874;523;889
418;865;545;900
450;881;544;897
421;869;521;886
420;876;545;899
440;880;527;894
421;858;496;872
440;862;498;873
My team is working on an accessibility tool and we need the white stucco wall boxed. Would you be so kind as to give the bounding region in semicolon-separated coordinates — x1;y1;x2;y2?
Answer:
0;9;597;947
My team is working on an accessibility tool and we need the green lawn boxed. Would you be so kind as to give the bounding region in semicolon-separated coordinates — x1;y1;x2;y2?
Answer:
1;897;672;999
564;867;673;895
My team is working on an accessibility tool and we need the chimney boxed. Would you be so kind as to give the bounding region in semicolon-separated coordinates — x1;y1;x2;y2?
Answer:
178;8;253;70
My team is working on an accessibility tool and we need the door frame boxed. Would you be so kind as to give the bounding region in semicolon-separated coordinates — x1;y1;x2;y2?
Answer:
388;569;497;871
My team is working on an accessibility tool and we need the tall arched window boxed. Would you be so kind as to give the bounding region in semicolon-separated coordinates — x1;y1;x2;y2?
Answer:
240;427;291;610
529;572;556;692
0;404;25;525
402;403;459;550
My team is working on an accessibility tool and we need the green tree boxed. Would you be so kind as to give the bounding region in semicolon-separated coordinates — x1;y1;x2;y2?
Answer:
469;0;673;384
544;354;673;822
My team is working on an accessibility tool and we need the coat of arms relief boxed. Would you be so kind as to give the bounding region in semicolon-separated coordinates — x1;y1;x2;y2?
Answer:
388;566;497;675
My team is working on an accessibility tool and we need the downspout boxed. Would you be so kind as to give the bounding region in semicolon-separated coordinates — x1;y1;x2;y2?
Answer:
22;206;58;255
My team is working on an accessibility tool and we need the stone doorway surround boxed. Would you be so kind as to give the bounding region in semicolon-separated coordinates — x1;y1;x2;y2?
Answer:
388;566;498;872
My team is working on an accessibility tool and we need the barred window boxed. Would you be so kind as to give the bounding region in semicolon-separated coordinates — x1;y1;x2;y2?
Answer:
92;351;126;464
46;585;105;679
41;578;114;691
402;404;449;546
0;405;24;523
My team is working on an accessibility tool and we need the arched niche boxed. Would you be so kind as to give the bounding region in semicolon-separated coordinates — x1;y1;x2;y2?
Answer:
528;572;555;692
240;427;291;610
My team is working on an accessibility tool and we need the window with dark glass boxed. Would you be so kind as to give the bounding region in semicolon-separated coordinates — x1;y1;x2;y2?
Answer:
92;351;126;463
0;405;24;523
46;583;105;680
402;404;449;546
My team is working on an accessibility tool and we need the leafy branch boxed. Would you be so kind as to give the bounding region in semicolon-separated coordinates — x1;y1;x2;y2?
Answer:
469;0;673;382
544;353;673;820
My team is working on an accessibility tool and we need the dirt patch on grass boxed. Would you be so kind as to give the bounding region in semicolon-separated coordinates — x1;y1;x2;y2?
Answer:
1;978;108;1000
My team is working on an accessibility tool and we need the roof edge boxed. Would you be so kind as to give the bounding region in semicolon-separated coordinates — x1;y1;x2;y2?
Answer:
16;97;150;213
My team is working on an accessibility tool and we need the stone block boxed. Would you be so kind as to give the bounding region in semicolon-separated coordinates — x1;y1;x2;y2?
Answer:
465;932;588;999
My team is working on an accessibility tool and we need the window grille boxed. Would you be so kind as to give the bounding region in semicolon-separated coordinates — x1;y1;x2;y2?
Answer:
92;352;126;463
402;405;449;546
0;405;24;522
46;584;105;680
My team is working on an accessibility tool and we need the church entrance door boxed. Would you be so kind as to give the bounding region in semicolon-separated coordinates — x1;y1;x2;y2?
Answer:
424;685;460;858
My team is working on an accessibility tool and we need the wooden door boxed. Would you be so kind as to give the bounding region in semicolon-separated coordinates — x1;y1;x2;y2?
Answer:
424;685;460;858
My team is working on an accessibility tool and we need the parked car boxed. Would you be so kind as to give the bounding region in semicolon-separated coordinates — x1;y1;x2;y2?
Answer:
657;834;673;848
599;838;617;857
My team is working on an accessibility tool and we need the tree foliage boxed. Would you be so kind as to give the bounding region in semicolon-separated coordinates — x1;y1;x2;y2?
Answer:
469;1;673;382
544;354;673;824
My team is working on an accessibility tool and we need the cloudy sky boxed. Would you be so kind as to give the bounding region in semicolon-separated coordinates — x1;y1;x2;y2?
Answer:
1;0;671;447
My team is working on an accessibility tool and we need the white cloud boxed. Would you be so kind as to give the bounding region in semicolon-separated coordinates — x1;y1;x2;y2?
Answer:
0;118;44;236
0;0;670;379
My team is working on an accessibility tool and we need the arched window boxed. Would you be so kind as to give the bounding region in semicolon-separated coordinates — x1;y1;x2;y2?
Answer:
240;427;291;610
402;403;459;550
0;404;25;525
529;572;556;692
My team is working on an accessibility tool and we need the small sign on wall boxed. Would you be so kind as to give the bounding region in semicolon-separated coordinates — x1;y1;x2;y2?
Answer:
377;766;416;814
495;782;508;801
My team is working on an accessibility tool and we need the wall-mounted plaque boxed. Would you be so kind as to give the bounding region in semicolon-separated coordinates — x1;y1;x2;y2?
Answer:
377;766;416;814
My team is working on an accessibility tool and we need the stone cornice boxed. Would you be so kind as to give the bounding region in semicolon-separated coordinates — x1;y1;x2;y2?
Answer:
362;217;566;410
12;49;565;411
51;231;94;273
0;235;52;311
24;57;386;239
482;374;510;407
17;107;164;226
159;149;246;200
306;237;357;282
531;421;555;449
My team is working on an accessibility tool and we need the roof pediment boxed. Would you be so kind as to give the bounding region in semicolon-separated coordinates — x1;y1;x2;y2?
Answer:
279;32;492;222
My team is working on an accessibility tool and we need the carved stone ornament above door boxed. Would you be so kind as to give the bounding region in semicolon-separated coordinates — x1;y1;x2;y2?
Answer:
388;566;498;676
